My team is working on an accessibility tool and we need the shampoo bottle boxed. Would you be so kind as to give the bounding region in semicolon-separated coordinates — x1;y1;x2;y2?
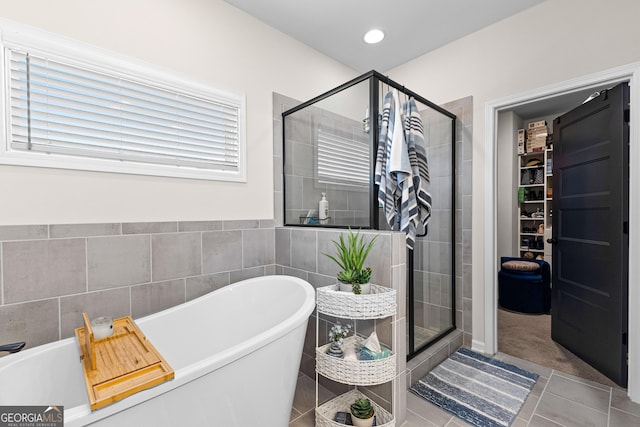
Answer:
319;193;329;224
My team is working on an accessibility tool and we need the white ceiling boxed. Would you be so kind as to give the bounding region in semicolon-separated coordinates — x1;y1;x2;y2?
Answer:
225;0;609;120
224;0;546;72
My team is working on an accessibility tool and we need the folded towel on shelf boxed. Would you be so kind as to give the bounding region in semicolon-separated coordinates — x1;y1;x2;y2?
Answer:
360;345;392;360
343;344;358;361
362;330;382;353
359;330;391;360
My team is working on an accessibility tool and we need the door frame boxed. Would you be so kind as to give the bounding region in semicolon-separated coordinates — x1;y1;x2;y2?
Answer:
483;62;640;401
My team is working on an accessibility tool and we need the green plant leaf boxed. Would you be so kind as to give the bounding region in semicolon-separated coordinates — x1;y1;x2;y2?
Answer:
350;398;374;419
322;228;378;285
352;282;361;294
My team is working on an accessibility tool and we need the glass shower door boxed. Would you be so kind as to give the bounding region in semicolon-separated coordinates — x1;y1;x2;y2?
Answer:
408;101;456;357
281;71;457;359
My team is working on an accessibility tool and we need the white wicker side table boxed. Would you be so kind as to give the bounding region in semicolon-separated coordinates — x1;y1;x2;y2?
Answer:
315;284;397;427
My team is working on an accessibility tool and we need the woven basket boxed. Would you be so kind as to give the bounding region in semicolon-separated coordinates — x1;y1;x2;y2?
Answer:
315;389;395;427
316;284;397;319
316;336;396;386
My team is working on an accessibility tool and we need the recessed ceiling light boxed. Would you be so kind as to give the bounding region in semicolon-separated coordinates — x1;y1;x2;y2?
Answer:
363;29;384;44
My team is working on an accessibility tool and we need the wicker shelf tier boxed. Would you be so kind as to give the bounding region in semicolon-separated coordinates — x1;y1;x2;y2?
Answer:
315;389;395;427
316;335;396;386
316;284;397;319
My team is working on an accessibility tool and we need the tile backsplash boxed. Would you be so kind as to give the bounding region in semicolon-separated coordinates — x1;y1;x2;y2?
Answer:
0;220;275;349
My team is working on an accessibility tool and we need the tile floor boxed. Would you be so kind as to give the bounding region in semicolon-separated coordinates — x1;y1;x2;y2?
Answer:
289;351;640;427
412;325;439;349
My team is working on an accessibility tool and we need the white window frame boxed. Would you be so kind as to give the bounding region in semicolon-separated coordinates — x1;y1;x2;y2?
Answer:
0;20;246;182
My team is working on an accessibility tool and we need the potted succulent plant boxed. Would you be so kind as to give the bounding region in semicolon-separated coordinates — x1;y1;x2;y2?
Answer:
350;398;375;427
324;228;377;294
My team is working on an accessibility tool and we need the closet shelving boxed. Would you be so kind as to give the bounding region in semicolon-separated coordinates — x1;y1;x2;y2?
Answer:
517;141;553;262
315;284;397;427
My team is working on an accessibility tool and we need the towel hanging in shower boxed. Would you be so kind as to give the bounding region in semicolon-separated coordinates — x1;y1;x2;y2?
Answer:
389;91;418;249
375;91;432;249
374;91;400;229
375;90;419;249
404;97;432;234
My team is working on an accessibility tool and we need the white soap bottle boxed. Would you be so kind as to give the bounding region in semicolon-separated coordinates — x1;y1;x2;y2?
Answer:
319;193;329;224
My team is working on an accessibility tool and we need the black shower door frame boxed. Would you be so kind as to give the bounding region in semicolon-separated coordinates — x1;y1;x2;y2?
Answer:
282;70;457;359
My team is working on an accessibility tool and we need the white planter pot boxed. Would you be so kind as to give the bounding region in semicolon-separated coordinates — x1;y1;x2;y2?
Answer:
338;282;371;294
351;414;374;427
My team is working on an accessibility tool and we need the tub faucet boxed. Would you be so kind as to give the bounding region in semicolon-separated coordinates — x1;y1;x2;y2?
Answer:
0;342;25;354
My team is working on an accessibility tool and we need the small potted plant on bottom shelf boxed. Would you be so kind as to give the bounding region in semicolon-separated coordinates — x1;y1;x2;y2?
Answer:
324;228;377;294
350;398;375;427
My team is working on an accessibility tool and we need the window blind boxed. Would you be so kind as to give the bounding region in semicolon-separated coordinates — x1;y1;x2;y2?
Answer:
316;129;369;187
7;48;242;174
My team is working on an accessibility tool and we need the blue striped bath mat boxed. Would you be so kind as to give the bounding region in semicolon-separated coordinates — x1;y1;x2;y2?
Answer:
410;348;539;427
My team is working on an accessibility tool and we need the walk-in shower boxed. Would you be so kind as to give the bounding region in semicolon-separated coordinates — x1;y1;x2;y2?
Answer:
281;70;456;357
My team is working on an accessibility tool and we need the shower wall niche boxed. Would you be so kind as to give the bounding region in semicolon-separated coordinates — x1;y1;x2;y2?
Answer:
282;70;457;357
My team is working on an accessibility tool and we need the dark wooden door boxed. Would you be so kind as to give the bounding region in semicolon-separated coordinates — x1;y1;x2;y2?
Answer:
551;82;629;387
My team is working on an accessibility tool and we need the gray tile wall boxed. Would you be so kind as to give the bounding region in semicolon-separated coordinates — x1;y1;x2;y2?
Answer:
273;93;473;425
275;226;408;425
444;96;473;348
406;96;473;386
274;92;412;426
275;92;473;349
412;105;456;339
282;97;370;227
0;220;275;349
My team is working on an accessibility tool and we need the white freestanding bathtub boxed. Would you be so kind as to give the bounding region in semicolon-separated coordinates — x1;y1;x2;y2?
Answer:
0;275;315;426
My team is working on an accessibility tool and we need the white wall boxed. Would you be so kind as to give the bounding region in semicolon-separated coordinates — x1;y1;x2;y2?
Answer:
0;0;357;224
496;111;520;259
5;0;640;348
387;0;640;347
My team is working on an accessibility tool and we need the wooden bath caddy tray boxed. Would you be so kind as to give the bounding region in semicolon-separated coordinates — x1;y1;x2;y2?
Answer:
74;312;174;411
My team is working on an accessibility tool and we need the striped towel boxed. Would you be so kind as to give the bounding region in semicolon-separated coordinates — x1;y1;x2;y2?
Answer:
389;90;418;249
375;92;430;249
374;91;399;229
404;97;432;234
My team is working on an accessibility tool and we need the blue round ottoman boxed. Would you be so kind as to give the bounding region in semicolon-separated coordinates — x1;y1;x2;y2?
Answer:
498;257;551;314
